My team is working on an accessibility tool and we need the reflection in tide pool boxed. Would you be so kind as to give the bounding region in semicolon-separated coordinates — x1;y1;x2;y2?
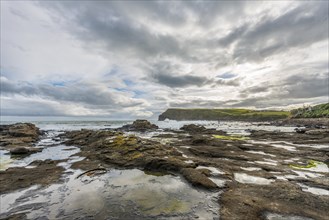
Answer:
0;145;80;170
0;169;221;219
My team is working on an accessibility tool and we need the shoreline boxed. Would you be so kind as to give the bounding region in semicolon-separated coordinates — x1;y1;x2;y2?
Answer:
1;120;328;219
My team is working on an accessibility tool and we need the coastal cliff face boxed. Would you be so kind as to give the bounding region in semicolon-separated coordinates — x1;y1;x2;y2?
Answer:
158;108;290;121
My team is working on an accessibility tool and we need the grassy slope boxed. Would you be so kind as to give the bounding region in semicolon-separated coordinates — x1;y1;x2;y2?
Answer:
159;108;290;121
159;103;329;121
291;103;329;118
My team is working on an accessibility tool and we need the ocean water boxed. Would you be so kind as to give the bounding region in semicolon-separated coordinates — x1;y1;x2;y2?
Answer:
0;116;296;134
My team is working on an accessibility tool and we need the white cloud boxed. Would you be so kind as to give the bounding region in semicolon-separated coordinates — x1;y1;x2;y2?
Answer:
0;1;328;117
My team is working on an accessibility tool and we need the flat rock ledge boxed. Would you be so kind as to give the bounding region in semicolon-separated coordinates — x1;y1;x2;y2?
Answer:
0;123;42;148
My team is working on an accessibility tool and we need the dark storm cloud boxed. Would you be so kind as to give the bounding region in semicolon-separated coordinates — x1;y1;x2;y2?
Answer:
241;84;270;94
38;0;248;63
39;1;191;59
148;61;240;88
230;1;329;62
284;73;329;99
151;73;209;88
168;99;229;108
39;1;328;69
236;72;329;107
1;78;144;108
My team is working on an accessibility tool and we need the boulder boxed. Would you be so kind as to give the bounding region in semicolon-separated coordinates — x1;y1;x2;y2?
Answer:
180;124;227;135
305;129;329;135
119;120;159;132
181;168;219;190
144;157;195;172
10;147;41;155
180;124;207;133
295;128;307;134
10;147;30;154
0;123;41;148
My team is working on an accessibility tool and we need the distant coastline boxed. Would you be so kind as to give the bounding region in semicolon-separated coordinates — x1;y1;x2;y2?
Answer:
158;103;329;121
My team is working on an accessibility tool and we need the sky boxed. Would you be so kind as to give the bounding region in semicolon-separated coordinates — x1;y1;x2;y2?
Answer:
1;0;328;119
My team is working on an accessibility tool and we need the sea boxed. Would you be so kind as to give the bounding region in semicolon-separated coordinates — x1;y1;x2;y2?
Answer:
0;115;296;135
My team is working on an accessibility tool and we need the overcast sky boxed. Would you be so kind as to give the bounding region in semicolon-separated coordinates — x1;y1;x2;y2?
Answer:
1;1;328;118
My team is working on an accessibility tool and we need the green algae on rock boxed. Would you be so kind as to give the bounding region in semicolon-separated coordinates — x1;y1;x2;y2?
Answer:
290;160;329;173
213;135;249;141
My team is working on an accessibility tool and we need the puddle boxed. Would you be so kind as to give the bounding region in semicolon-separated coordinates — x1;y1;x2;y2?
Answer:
291;170;323;179
291;161;329;173
180;146;191;149
3;145;80;169
246;150;276;157
296;144;329;149
0;169;220;219
240;167;262;171
176;150;189;158
196;166;225;175
297;183;329;196
264;212;314;220
284;158;300;163
248;140;297;151
271;144;296;151
255;161;278;166
273;172;318;181
36;131;63;147
0;150;13;171
234;173;274;185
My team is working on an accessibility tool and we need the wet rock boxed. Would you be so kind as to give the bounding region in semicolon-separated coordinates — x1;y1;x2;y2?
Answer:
119;119;159;132
0;123;41;148
191;136;211;145
144;157;195;172
249;129;329;144
220;181;329;220
62;126;329;219
9;147;41;155
181;168;218;190
295;128;307;134
0;213;27;220
9;147;30;154
180;124;226;135
273;118;329;129
324;159;329;166
305;129;329;135
63;130;183;170
180;124;207;133
0;160;64;193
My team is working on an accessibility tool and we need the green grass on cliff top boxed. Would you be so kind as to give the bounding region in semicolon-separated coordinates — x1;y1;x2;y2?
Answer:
167;108;290;117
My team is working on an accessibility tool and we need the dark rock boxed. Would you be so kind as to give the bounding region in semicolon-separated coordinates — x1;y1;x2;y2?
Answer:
0;123;41;148
191;136;211;145
119;120;159;132
180;124;207;133
10;147;30;155
0;160;64;193
324;159;329;165
144;158;195;172
305;129;329;135
181;168;218;190
180;124;226;135
295;128;306;134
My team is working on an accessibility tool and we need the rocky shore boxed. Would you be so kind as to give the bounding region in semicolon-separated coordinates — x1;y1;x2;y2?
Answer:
0;123;43;155
1;120;328;219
